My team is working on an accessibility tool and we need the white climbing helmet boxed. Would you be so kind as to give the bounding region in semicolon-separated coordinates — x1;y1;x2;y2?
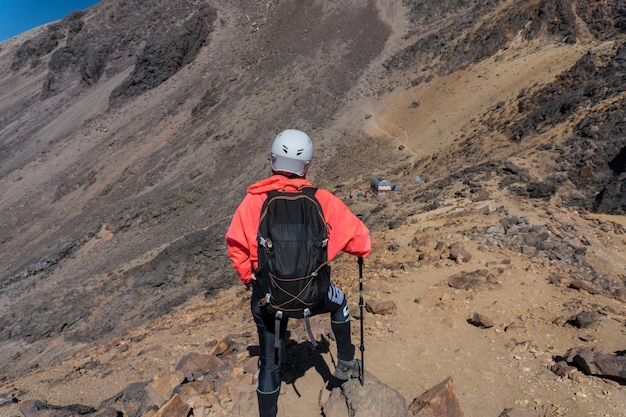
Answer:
270;129;313;176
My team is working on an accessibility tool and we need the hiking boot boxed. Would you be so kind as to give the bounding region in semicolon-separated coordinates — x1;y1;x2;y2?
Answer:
333;359;361;380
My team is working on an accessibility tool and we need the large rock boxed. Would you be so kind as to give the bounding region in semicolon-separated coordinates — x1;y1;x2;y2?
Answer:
365;300;398;315
154;394;191;417
408;377;464;417
175;351;226;381
144;371;186;408
97;381;154;417
563;347;626;382
323;371;407;417
18;400;95;417
595;171;626;214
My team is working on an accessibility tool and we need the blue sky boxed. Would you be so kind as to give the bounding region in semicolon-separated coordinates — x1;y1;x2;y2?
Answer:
0;0;101;42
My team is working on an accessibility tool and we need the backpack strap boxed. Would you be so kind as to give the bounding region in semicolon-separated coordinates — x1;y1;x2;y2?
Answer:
298;188;322;348
300;187;329;249
272;311;283;364
274;311;283;349
303;308;318;348
272;309;318;353
274;184;318;194
299;186;317;196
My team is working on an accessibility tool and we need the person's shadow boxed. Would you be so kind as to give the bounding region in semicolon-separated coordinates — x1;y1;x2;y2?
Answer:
248;332;347;397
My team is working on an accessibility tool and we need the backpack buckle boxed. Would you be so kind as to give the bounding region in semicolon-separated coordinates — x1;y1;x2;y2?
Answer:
259;237;272;250
259;293;271;306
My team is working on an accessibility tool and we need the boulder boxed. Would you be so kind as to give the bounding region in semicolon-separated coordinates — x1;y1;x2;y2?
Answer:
18;400;96;417
154;394;190;417
447;270;496;291
323;371;407;417
449;242;472;263
175;351;225;381
144;371;185;407
564;347;626;382
567;311;598;329
468;312;496;328
408;377;464;417
365;300;398;315
98;381;154;417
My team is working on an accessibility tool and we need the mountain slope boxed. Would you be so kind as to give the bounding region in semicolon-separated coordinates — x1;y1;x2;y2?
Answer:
0;0;625;416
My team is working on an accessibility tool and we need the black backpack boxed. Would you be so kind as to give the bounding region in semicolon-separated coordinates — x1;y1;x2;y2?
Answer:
255;186;331;328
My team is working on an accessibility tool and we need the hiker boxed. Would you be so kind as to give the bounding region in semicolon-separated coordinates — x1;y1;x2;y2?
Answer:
225;129;371;417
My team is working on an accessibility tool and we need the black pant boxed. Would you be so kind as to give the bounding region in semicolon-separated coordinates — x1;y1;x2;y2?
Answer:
251;281;355;417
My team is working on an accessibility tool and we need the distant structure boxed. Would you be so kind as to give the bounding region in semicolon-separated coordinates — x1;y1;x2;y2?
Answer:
371;175;391;197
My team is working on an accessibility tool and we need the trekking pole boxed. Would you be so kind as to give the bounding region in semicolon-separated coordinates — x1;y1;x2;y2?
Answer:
355;213;365;386
358;255;365;386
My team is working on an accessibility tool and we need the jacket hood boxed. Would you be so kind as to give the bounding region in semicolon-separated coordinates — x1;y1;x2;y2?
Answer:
247;174;313;195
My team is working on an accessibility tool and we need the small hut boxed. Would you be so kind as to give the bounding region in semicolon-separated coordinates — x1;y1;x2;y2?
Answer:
370;175;391;197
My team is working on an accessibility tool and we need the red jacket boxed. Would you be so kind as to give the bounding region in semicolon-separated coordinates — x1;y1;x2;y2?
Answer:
226;175;371;284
